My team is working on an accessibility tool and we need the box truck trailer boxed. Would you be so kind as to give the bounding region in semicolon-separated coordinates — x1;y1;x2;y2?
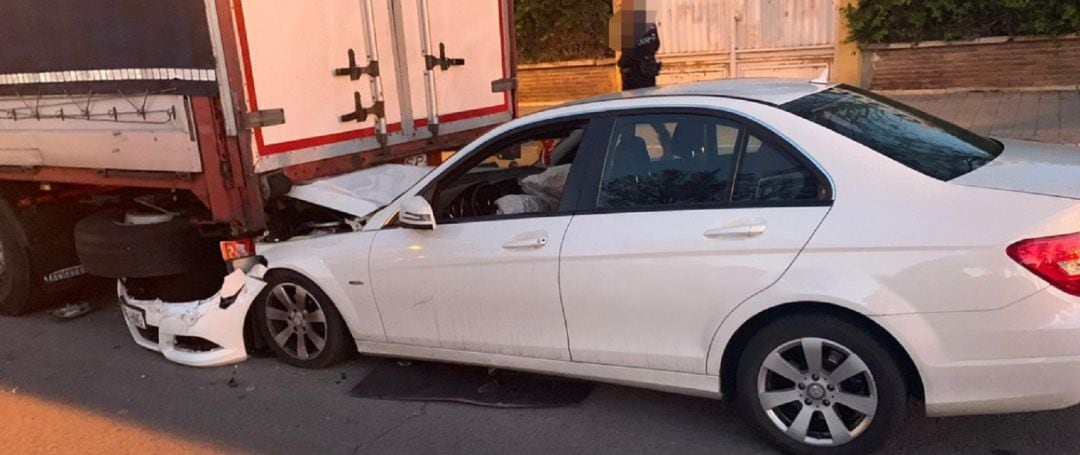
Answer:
0;0;517;314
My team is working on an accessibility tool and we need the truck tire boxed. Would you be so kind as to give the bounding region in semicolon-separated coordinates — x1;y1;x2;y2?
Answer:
0;200;34;316
74;209;219;278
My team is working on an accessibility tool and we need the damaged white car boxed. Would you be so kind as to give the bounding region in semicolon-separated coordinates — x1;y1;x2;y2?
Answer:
120;79;1080;455
119;164;433;368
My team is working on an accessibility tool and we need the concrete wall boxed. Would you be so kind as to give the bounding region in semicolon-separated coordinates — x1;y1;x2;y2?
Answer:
865;35;1080;91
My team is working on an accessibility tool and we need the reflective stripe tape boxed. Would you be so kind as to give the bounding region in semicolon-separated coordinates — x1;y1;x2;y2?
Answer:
0;68;216;85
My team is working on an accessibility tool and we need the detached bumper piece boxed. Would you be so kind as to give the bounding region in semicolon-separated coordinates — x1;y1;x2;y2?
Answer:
118;267;267;367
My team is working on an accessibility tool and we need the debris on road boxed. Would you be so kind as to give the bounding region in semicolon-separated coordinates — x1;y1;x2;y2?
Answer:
47;301;96;320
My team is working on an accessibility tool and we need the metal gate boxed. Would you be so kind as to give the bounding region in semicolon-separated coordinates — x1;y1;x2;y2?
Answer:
651;0;837;84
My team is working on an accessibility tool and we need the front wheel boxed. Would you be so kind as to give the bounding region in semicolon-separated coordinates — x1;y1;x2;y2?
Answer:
254;271;351;369
736;314;907;455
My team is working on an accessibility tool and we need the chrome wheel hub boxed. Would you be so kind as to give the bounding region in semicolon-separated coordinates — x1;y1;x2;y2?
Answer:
264;283;329;361
757;337;877;447
806;383;826;400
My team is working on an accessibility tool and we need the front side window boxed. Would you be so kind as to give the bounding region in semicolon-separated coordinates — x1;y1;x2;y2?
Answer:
782;85;1003;181
598;114;740;209
432;125;584;222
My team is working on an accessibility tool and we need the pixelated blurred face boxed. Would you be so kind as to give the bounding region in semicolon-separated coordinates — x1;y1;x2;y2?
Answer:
609;1;658;51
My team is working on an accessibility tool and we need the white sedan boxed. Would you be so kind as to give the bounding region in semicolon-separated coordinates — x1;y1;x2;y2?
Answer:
123;79;1080;454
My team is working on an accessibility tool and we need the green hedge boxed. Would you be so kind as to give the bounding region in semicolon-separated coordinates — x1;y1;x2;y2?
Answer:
844;0;1080;44
515;0;613;63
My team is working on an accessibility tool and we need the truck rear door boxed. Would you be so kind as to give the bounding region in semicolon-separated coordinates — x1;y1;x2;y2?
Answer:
396;0;513;137
235;0;514;174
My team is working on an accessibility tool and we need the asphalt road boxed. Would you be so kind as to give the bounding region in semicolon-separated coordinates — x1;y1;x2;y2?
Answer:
2;290;1079;454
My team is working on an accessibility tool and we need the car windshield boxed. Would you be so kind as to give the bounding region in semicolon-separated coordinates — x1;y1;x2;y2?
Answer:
781;85;1004;181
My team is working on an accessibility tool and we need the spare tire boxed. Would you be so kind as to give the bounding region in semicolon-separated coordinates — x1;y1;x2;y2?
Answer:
74;209;220;278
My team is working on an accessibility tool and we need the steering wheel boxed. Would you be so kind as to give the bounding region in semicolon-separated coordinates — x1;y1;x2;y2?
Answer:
468;182;503;217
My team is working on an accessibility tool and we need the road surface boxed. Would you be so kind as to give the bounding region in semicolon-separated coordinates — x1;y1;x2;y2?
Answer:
2;289;1079;454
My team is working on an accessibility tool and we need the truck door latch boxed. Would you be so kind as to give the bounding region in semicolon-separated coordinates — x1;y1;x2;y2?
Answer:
334;49;380;80
241;109;286;129
425;43;465;71
340;92;385;123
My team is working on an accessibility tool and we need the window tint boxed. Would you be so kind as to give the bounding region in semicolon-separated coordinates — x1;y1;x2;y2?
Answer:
782;85;1003;181
733;134;821;202
598;114;739;209
433;126;584;221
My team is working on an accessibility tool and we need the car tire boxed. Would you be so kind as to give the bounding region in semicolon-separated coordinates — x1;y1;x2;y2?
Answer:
74;209;219;278
254;271;351;369
735;313;907;455
0;200;34;316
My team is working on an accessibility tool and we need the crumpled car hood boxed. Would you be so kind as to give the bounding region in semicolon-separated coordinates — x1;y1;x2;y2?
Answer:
287;164;433;217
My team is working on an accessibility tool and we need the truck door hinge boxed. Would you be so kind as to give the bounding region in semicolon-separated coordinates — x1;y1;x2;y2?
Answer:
340;92;385;124
334;49;380;80
241;109;286;129
491;78;517;93
425;43;465;71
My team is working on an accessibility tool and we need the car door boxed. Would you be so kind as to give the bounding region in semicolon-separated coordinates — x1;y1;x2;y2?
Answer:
368;118;602;361
559;111;833;373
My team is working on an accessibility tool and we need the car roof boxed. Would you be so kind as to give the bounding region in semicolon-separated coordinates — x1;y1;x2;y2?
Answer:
559;78;838;108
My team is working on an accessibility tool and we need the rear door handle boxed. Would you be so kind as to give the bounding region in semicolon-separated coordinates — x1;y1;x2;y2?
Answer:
502;236;548;249
704;223;767;238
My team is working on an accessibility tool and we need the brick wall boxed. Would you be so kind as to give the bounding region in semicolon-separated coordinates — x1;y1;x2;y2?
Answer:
517;59;617;114
867;35;1080;90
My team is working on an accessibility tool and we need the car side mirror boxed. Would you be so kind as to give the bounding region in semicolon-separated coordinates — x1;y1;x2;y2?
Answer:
398;196;436;230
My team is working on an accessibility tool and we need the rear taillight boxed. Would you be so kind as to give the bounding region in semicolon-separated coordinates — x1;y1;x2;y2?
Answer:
219;238;256;262
1007;232;1080;297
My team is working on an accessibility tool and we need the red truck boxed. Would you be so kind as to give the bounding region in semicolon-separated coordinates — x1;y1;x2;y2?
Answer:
0;0;517;314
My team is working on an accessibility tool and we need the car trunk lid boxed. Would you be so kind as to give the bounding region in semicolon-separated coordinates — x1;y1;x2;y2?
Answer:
952;139;1080;200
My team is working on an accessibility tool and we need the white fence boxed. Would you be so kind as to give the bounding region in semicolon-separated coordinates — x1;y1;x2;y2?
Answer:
651;0;839;82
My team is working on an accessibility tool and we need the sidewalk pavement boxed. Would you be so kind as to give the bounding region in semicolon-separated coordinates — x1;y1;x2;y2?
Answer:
892;90;1080;146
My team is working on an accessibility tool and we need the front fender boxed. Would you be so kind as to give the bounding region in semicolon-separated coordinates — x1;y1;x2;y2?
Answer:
258;232;386;343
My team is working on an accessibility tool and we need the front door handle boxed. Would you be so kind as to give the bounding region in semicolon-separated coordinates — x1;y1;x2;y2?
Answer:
704;223;767;238
502;236;548;249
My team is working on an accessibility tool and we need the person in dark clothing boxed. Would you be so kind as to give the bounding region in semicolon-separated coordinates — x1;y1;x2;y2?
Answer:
612;6;661;91
618;26;661;90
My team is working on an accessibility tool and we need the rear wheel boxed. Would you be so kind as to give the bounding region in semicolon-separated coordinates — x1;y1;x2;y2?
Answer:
254;271;351;369
736;314;907;455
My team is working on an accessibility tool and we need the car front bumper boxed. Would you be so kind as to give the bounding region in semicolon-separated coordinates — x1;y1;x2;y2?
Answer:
875;286;1080;417
118;266;267;367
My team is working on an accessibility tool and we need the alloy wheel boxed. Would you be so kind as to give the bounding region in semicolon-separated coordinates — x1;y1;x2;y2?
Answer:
263;282;330;361
756;337;877;447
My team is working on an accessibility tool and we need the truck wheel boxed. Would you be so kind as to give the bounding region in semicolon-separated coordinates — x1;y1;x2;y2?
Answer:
0;200;33;316
254;271;352;369
74;209;219;278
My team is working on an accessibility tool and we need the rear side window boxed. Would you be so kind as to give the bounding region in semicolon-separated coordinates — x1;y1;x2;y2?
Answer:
782;85;1003;181
733;135;821;202
594;113;827;211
